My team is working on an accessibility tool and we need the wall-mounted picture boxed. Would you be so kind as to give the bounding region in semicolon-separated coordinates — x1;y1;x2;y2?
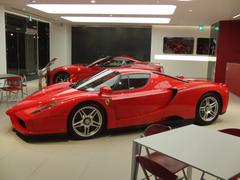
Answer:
163;37;194;54
197;38;210;55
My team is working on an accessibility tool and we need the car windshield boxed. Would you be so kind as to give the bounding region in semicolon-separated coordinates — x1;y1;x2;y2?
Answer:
87;56;111;68
87;56;134;68
73;69;120;91
102;58;126;67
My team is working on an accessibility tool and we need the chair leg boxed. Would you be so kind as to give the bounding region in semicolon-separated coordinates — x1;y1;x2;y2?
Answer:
182;169;187;179
21;89;24;98
0;90;3;102
200;172;205;180
25;86;28;96
140;164;151;180
6;91;9;102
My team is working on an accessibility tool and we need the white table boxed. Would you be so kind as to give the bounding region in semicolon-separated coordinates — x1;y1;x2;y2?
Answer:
131;125;240;180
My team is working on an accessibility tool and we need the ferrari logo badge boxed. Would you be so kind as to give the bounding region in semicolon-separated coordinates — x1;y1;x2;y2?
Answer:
105;99;110;106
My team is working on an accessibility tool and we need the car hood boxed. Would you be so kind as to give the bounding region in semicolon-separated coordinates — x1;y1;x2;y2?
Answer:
6;82;88;115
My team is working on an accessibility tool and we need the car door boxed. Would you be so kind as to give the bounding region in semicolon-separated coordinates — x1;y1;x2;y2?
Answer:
109;73;173;125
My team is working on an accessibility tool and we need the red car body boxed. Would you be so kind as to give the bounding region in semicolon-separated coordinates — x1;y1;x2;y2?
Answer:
6;68;228;138
48;56;163;84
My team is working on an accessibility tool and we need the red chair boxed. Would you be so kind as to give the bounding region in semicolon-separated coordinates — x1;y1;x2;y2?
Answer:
139;124;188;179
230;172;240;180
222;128;240;180
219;128;240;137
201;128;240;180
0;76;23;102
137;155;178;180
144;124;170;137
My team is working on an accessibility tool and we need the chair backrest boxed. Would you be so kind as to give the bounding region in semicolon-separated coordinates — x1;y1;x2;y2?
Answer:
5;76;23;88
137;156;177;180
230;172;240;180
144;124;170;137
219;128;240;137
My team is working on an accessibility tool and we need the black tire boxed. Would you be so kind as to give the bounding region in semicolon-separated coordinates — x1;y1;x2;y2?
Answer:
53;72;70;83
68;103;106;140
195;93;221;125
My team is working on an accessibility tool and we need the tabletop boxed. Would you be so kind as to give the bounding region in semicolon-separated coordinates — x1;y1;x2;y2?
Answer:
0;74;21;79
134;125;240;179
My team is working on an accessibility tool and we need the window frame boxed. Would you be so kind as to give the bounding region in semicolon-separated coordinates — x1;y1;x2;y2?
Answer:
112;73;151;92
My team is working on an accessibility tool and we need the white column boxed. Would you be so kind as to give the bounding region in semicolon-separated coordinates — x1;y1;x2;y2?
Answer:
49;23;72;69
0;5;6;73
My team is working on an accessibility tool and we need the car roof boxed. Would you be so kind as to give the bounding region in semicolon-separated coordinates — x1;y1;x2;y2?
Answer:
109;68;188;83
109;67;153;74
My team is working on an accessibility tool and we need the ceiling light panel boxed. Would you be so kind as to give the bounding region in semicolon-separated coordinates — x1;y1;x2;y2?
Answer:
27;4;176;15
233;14;240;19
61;16;171;24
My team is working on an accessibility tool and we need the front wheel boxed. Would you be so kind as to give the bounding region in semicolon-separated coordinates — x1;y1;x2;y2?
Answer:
195;93;221;125
68;103;106;139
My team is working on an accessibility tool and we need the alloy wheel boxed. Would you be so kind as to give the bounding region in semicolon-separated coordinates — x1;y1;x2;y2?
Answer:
199;96;219;122
72;106;103;137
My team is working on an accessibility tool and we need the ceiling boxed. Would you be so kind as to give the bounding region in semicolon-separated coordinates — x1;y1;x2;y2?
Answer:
0;0;240;26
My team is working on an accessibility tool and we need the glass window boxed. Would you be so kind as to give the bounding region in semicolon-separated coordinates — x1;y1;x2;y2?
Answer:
112;73;150;91
112;75;129;91
74;69;120;91
129;74;150;89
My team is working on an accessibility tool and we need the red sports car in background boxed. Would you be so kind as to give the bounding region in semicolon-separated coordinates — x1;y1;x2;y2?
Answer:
7;68;228;140
48;56;164;84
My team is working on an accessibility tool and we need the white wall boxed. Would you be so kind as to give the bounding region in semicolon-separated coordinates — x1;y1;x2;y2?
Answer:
0;5;6;74
151;25;212;79
50;23;71;69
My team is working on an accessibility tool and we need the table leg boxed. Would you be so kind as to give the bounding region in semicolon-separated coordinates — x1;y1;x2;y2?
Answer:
186;166;192;180
130;141;139;180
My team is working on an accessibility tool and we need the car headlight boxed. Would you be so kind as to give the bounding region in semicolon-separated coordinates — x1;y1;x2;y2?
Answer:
32;102;58;114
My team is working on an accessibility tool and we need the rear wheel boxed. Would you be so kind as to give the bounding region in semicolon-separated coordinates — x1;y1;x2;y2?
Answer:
53;72;70;83
195;93;221;125
68;103;106;139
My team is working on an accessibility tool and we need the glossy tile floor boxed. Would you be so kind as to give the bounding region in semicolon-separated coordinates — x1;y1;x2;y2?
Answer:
0;80;239;180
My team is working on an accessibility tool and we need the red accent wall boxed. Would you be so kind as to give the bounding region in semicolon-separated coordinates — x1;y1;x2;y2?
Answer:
215;20;240;83
225;63;240;96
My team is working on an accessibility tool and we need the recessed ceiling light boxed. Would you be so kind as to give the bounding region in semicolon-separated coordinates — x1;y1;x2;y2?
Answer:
91;0;96;3
31;0;37;3
233;14;240;19
178;0;192;2
61;16;171;24
188;9;193;12
27;4;176;15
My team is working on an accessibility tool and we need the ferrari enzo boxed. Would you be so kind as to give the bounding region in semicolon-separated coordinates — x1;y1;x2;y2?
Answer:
6;68;228;139
47;56;164;84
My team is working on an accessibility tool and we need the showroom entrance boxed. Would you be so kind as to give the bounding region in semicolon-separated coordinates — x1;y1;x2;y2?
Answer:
5;13;49;78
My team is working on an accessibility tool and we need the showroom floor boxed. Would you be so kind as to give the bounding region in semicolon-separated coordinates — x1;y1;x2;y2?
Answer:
0;80;239;180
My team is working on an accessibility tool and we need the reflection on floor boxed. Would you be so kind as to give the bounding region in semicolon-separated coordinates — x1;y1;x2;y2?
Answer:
0;80;239;180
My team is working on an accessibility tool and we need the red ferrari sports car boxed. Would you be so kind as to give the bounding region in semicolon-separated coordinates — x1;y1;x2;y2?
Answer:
47;56;164;84
6;68;228;139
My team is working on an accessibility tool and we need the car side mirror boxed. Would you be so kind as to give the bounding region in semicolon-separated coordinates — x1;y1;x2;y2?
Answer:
99;86;112;96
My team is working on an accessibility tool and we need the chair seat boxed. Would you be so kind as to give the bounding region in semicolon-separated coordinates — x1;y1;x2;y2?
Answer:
147;152;188;174
2;87;22;91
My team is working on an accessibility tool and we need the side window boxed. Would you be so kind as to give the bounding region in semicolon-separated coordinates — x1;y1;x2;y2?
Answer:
112;75;129;91
129;74;150;89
